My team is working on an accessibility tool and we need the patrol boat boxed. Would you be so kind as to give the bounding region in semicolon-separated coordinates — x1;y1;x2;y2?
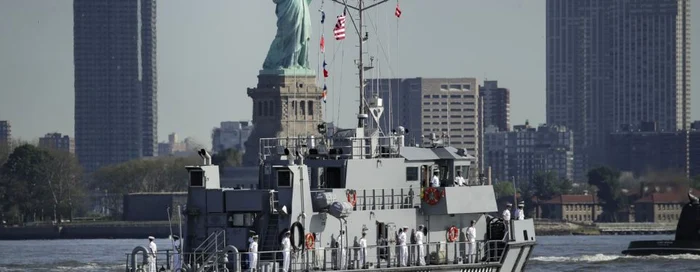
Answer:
125;1;536;271
126;133;537;272
622;191;700;256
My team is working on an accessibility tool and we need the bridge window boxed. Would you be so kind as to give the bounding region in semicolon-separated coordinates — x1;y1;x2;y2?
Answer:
189;170;204;187
324;167;343;188
228;213;255;227
406;167;419;181
277;170;292;187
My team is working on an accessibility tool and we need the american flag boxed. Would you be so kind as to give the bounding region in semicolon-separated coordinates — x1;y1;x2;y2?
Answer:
395;3;401;18
333;12;346;40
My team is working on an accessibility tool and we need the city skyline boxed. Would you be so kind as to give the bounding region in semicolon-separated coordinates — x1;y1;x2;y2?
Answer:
0;0;698;148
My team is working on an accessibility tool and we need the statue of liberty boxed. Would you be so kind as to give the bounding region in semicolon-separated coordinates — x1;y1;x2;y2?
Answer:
262;0;313;73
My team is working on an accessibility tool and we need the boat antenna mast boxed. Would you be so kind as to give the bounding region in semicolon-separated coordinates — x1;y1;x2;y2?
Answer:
331;0;389;129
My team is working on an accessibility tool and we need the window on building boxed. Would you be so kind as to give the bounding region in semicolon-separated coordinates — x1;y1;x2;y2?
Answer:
308;101;314;116
300;101;306;115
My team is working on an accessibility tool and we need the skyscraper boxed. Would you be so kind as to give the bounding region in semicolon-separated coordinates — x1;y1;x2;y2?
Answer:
479;80;511;132
39;133;76;154
546;0;691;180
74;0;157;172
365;77;482;170
0;121;10;146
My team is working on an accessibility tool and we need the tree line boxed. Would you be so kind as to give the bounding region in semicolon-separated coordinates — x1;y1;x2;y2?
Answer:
0;141;242;225
493;166;700;222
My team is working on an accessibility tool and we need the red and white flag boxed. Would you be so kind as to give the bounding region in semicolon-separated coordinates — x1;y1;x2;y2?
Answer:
334;13;346;40
395;3;402;18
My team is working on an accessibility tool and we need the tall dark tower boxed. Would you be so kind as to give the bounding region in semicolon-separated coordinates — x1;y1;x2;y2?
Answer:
74;0;157;172
546;0;691;180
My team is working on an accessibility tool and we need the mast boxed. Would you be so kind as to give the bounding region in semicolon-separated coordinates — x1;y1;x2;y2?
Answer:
331;0;389;129
358;0;365;128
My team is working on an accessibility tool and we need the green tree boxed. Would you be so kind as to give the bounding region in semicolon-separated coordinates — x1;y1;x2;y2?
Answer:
559;179;573;194
0;145;52;223
211;148;243;173
38;149;85;222
691;175;700;190
493;181;515;199
587;166;622;222
89;155;201;217
530;171;561;201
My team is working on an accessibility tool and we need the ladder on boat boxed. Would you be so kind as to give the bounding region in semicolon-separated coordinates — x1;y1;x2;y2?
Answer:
261;190;281;260
191;230;226;272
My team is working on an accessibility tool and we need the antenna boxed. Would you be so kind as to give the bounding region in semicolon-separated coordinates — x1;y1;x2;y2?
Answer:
331;0;390;129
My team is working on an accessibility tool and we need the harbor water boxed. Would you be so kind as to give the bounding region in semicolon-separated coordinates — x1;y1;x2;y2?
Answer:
0;235;697;271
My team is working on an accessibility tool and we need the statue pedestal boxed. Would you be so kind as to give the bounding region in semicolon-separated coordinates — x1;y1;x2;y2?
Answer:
243;72;324;166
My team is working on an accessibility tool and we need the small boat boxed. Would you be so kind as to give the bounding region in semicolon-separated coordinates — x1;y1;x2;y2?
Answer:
622;192;700;256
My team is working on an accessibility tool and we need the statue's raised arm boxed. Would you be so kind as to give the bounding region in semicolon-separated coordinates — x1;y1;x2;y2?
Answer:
262;0;314;74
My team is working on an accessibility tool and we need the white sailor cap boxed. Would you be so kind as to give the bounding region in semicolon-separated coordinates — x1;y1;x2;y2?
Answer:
285;230;291;234
402;226;409;229
148;236;155;240
252;235;259;239
518;201;525;207
506;203;513;207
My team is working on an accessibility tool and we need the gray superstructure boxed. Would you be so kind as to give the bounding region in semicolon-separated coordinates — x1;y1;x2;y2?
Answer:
125;127;536;271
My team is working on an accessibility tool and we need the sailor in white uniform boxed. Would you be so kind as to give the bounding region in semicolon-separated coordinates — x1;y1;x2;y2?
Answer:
171;235;182;271
337;230;346;269
454;171;466;186
359;232;368;268
249;235;259;271
147;236;157;272
398;226;408;266
281;230;291;272
502;203;512;240
466;220;477;263
514;201;525;220
431;171;441;187
415;225;426;266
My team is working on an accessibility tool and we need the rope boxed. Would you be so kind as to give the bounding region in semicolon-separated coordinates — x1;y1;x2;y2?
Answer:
396;0;401;135
319;1;326;122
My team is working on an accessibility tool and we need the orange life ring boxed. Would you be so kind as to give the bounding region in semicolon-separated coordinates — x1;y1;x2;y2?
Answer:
447;226;459;242
347;191;357;207
305;233;315;250
423;187;442;205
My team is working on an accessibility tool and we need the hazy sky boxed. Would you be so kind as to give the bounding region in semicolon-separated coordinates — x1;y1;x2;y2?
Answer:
0;0;697;147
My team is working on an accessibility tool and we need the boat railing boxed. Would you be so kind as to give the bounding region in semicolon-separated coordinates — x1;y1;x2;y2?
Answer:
312;187;420;211
189;230;227;271
232;239;505;271
259;135;402;161
125;239;508;271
